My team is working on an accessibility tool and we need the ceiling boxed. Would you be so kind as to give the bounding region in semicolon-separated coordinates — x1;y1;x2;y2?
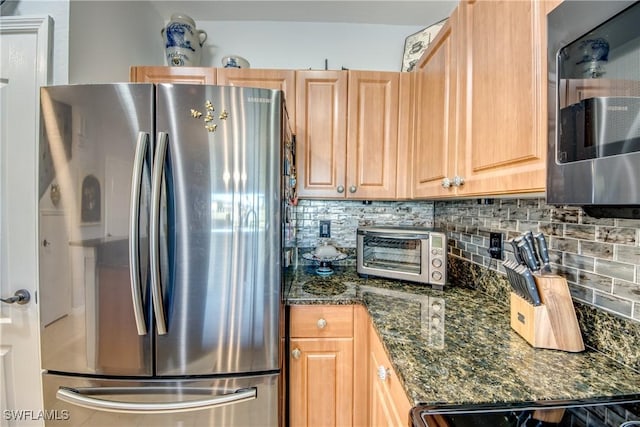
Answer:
147;1;457;26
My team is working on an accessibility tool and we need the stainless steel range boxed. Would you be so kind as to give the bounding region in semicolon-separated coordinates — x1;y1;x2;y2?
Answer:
412;397;640;427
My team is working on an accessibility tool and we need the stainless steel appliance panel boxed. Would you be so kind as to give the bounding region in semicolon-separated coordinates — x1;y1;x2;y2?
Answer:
39;84;155;376
547;1;640;206
154;84;282;376
43;373;278;426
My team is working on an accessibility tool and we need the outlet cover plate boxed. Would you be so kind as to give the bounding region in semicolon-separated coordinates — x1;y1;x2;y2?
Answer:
319;220;331;238
489;232;503;259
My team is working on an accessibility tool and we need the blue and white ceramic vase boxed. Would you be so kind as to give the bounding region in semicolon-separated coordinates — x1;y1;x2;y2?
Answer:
161;14;207;67
576;38;609;78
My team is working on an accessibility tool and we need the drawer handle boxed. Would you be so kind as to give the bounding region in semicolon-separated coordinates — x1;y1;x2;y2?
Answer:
317;318;327;329
377;365;390;382
291;348;301;360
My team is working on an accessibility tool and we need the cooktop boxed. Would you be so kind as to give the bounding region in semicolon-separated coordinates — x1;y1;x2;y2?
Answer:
412;396;640;427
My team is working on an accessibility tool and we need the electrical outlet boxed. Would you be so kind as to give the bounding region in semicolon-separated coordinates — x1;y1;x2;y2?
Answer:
488;232;503;259
319;220;331;238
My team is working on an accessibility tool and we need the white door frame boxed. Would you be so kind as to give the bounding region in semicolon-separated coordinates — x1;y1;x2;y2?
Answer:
1;15;52;426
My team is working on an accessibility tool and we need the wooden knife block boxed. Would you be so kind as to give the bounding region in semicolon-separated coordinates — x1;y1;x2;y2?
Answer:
509;274;584;352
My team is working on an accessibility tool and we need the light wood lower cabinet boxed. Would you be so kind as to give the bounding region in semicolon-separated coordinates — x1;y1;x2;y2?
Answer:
289;305;355;427
368;320;412;427
288;304;411;427
289;337;354;426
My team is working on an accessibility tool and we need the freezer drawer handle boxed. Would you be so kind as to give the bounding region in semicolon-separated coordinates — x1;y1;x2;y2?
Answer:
129;131;149;335
150;132;169;335
56;386;257;414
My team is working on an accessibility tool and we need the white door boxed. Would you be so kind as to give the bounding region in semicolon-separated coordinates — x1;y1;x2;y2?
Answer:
39;212;71;327
1;16;52;426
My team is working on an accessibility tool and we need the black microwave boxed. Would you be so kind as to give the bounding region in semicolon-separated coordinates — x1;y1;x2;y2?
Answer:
547;1;640;217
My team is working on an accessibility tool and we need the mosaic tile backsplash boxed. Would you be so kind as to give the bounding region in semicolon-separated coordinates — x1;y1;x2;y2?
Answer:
434;198;640;323
292;198;640;322
291;199;435;249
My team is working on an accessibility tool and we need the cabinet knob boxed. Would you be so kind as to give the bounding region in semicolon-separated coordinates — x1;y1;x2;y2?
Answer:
337;185;345;193
441;178;452;188
377;365;390;382
291;348;301;359
349;185;357;193
317;318;327;329
452;175;465;187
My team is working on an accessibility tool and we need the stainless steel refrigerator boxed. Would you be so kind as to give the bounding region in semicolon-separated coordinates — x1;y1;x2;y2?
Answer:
38;83;288;426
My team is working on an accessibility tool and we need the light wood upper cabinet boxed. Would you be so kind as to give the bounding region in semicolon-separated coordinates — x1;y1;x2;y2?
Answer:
295;70;348;198
129;66;216;84
412;0;557;198
296;70;410;199
412;11;460;198
347;71;405;200
217;68;296;125
456;0;551;196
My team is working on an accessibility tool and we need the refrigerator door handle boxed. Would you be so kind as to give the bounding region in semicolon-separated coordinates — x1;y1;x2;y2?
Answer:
150;132;168;335
56;386;257;414
129;131;149;336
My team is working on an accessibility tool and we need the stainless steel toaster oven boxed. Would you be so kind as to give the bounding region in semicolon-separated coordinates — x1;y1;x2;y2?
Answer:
356;226;446;289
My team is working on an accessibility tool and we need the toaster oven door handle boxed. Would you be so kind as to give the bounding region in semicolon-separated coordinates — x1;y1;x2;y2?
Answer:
361;232;426;240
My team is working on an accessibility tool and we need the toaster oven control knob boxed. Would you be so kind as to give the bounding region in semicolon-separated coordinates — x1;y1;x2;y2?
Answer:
441;177;452;188
317;318;327;329
452;175;465;187
349;185;357;193
337;185;345;193
432;258;443;268
377;365;390;382
432;271;443;281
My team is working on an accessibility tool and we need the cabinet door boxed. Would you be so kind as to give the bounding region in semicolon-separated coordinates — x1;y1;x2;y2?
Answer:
412;12;460;198
295;70;348;198
289;338;354;427
129;66;216;84
217;68;296;125
459;0;547;195
346;71;400;199
369;323;412;427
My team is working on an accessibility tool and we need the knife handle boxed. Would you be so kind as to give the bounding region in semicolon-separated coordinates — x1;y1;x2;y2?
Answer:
509;238;524;264
517;239;539;272
521;268;542;306
534;232;551;270
523;231;541;268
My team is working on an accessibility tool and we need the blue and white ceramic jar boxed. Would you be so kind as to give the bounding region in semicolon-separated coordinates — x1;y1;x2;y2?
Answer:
161;14;207;67
576;38;609;78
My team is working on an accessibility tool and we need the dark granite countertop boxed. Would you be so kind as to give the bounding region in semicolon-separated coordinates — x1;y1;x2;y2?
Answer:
285;265;640;408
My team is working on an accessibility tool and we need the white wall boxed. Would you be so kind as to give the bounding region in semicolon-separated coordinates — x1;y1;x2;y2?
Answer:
66;2;426;83
182;20;424;71
1;0;70;84
4;1;439;83
69;1;164;83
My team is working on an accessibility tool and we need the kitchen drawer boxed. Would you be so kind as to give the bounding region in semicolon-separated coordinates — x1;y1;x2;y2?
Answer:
290;305;354;338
